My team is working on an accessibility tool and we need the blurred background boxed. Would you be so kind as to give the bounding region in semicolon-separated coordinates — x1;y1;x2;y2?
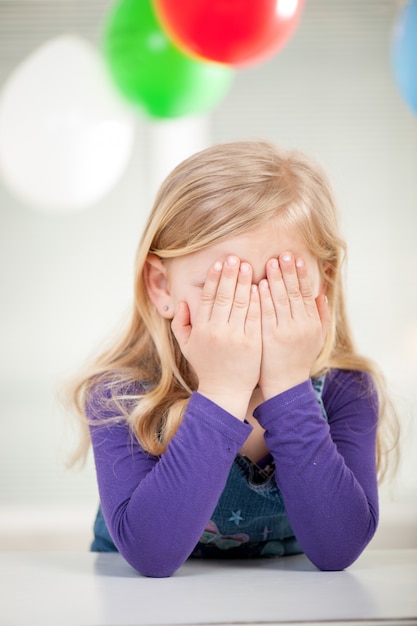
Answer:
0;0;416;551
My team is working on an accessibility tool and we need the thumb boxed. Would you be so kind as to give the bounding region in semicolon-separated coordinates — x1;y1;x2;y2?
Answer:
171;301;191;347
316;293;331;338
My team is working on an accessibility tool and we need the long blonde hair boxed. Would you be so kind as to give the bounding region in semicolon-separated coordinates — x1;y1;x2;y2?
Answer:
68;140;399;480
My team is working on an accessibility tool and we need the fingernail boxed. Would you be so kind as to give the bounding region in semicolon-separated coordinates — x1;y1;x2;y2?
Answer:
296;258;304;268
213;261;222;271
240;262;250;273
227;256;238;267
270;258;279;269
281;252;292;262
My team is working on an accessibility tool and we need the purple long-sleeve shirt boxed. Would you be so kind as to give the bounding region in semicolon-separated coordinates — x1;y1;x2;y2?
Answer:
88;369;379;577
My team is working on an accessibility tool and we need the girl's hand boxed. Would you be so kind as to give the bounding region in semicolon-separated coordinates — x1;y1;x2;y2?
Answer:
171;256;262;420
258;252;331;400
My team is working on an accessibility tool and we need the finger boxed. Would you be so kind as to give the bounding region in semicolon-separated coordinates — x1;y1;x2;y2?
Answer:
228;261;253;325
265;257;292;323
210;255;240;324
259;277;278;332
196;260;223;323
245;284;261;337
295;257;320;319
278;252;307;318
316;293;331;337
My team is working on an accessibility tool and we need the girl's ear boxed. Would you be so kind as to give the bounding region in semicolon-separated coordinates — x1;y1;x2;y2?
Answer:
143;254;173;319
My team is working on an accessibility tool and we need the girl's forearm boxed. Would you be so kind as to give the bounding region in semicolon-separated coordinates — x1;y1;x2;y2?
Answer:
254;377;379;570
90;392;251;577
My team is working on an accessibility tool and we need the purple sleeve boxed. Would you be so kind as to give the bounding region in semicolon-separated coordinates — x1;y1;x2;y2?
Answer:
87;391;251;577
253;369;379;571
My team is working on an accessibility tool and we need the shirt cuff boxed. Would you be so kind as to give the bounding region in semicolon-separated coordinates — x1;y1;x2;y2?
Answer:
187;391;253;443
253;379;317;428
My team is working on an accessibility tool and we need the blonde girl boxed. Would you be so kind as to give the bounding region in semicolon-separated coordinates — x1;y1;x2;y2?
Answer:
70;141;398;577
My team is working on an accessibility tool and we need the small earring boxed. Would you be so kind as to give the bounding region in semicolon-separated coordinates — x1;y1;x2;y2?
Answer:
162;305;169;312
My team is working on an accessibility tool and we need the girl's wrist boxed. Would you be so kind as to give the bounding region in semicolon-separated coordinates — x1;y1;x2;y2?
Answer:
260;374;310;401
196;387;252;422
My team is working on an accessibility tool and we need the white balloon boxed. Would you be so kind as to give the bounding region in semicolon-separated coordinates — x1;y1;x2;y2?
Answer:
0;35;135;212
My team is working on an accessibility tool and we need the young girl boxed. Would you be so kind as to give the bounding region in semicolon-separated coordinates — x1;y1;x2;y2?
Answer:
69;140;398;578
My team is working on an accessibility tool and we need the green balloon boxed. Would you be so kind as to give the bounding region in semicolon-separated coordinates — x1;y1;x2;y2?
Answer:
103;0;234;118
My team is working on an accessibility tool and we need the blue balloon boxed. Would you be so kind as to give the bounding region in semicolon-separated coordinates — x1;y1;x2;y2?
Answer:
392;0;417;116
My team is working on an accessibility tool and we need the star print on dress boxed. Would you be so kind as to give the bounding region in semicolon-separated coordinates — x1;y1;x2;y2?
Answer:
228;510;244;525
261;526;272;541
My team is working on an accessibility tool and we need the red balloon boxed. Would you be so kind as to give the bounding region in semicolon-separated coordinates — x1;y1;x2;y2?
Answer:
153;0;304;66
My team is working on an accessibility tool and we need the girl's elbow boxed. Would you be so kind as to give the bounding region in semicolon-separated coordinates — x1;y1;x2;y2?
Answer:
122;554;180;577
307;537;375;572
121;546;186;578
307;514;378;572
138;563;179;578
311;554;354;572
113;525;186;577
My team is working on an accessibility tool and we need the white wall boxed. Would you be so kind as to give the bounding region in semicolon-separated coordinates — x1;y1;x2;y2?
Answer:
0;0;416;550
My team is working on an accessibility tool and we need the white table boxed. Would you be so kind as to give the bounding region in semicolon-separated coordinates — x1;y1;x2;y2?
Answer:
1;549;416;625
